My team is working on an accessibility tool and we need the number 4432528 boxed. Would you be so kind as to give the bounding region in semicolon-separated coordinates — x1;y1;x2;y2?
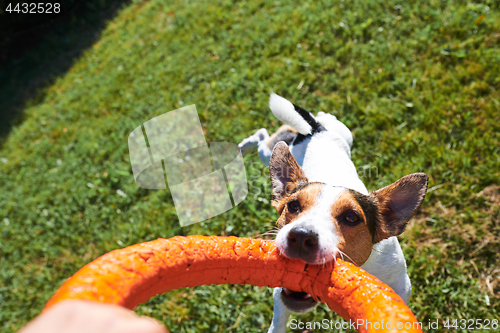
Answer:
443;319;498;330
5;3;61;14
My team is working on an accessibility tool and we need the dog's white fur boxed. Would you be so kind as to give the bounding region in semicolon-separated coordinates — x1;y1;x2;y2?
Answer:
239;94;413;333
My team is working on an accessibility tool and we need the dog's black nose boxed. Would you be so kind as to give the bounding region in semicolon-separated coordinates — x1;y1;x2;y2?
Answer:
287;227;319;255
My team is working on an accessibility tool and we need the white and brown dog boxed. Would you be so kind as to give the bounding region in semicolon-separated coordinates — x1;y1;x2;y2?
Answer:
238;94;428;333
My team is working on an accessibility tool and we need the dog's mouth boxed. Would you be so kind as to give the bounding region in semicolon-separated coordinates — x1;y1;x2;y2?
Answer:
280;287;318;313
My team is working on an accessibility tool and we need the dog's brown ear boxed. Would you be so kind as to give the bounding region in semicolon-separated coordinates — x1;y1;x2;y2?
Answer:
269;142;308;212
371;173;428;243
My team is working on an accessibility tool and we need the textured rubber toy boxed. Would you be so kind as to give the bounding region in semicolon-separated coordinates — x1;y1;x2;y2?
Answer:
45;236;422;333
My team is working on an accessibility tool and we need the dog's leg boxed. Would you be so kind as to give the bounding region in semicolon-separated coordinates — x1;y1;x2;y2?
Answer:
267;287;291;333
238;128;274;166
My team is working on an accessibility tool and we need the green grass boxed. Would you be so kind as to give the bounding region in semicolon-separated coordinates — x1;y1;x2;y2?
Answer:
1;0;499;332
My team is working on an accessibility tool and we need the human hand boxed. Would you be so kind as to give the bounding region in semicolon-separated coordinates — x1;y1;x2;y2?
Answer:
19;300;169;333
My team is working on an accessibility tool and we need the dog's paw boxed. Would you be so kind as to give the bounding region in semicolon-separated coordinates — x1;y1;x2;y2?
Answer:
238;128;269;155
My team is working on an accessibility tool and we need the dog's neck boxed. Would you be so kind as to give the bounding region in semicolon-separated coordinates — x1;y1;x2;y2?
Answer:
290;131;368;195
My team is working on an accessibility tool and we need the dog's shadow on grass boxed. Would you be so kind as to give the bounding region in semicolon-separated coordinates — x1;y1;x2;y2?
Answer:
0;0;131;148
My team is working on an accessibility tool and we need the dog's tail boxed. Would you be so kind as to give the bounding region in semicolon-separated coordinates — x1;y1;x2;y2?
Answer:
269;93;322;136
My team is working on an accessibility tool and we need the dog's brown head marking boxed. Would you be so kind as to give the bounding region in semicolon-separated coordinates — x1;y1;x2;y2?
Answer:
275;183;323;228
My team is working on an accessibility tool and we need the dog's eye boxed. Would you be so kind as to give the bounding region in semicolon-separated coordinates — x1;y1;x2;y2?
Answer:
343;211;361;225
287;200;301;214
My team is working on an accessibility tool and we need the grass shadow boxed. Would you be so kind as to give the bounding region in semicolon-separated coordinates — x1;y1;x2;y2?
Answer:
0;0;131;147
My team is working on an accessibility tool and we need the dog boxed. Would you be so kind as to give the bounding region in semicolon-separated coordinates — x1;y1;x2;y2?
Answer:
238;94;429;333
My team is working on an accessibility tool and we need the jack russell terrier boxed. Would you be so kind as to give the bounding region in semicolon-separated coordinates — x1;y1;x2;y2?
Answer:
238;94;428;333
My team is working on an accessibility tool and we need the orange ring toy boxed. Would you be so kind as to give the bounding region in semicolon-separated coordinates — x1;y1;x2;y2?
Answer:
45;236;422;333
